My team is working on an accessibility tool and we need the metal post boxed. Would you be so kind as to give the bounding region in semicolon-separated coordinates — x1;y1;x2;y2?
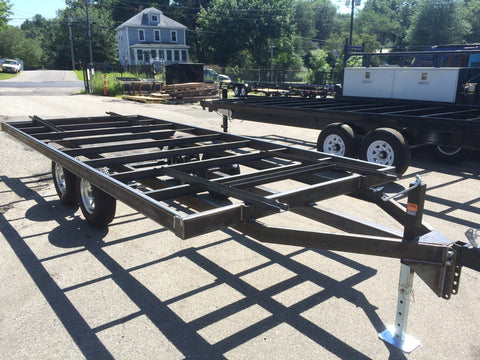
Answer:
68;10;75;70
221;88;228;132
86;0;94;68
379;264;421;353
349;0;354;45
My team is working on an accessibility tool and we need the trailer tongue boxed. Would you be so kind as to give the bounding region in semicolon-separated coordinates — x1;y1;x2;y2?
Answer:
2;113;479;353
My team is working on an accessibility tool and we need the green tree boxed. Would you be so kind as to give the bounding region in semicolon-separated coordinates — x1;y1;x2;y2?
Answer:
306;49;331;83
59;1;118;67
196;0;296;68
21;15;61;68
406;0;471;47
0;0;12;29
463;0;480;43
357;0;418;47
311;0;337;41
0;26;43;68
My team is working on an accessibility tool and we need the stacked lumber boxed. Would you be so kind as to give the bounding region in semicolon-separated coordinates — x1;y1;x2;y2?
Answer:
122;82;219;104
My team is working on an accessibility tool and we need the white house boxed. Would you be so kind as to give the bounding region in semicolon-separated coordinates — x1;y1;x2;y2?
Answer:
116;7;190;66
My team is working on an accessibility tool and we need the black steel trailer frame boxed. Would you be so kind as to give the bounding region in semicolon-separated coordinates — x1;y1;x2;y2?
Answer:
228;69;339;98
201;96;480;150
201;95;480;174
229;82;336;99
2;113;479;352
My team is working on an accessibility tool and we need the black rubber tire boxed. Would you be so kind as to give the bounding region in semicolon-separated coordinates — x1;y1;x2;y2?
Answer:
52;161;77;205
316;123;356;158
433;145;469;163
233;85;241;97
359;128;411;174
240;86;248;97
77;178;116;227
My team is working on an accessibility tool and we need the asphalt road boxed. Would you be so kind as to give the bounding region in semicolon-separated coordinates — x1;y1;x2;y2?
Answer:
0;71;479;360
0;70;84;94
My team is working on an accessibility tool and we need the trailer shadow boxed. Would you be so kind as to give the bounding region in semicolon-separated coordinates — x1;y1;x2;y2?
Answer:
0;173;411;359
397;147;480;230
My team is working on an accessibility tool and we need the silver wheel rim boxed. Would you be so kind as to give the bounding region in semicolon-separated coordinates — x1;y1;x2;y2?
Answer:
54;163;67;194
323;134;346;156
80;178;95;214
366;140;395;166
436;145;462;156
240;87;247;96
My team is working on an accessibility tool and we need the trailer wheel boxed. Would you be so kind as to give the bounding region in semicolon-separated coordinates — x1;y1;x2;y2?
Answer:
240;86;248;97
316;123;356;158
233;85;241;97
359;128;411;174
52;161;77;205
433;145;469;163
77;178;116;227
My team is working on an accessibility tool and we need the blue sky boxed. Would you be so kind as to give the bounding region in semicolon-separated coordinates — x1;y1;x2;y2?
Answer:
8;0;67;27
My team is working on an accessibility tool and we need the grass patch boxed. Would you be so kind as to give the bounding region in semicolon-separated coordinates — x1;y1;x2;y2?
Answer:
89;73;123;96
74;70;84;81
0;72;18;80
74;69;164;96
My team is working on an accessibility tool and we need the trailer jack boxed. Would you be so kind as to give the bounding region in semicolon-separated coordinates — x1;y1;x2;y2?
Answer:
379;264;421;353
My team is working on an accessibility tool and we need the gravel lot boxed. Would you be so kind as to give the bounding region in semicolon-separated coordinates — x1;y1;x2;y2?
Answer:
0;71;479;360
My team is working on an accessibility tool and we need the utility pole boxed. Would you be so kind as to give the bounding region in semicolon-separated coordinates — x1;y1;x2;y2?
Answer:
86;0;94;68
68;10;75;70
270;39;274;83
346;0;361;45
349;0;354;45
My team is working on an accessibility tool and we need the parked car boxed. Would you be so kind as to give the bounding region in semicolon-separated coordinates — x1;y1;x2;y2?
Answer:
203;68;231;84
2;59;21;73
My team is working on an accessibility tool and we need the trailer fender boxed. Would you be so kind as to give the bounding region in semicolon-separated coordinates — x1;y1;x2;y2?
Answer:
359;128;411;174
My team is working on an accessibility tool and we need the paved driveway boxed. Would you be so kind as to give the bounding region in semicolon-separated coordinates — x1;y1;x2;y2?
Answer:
0;91;479;359
0;70;84;94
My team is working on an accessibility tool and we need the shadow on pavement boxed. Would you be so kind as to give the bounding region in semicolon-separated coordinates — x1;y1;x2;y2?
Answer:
0;172;414;359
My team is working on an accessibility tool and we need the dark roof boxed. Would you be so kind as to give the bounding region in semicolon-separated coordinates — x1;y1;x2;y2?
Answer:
115;7;187;31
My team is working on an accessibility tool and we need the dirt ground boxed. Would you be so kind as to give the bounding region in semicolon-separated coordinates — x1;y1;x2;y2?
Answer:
0;74;479;359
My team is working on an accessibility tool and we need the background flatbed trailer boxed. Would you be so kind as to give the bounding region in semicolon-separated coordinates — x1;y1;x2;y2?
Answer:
201;96;480;173
2;113;480;352
230;82;336;98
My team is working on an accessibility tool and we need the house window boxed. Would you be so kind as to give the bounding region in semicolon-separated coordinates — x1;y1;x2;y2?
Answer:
151;14;159;23
166;50;172;61
171;30;177;43
154;30;160;42
174;50;180;61
151;50;157;60
144;51;150;63
159;50;164;59
181;50;187;62
138;29;145;41
137;49;143;61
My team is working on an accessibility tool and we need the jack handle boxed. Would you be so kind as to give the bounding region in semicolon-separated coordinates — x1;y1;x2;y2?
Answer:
381;175;423;202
